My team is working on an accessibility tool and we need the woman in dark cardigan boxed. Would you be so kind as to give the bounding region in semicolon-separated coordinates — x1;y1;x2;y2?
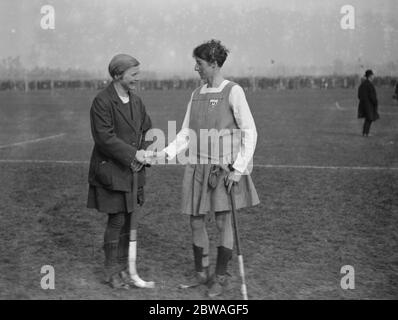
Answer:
87;54;154;289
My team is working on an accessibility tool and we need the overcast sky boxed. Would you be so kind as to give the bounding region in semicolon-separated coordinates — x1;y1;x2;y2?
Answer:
1;0;397;76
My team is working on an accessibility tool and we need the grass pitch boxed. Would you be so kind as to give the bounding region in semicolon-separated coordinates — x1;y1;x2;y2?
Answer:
0;87;397;299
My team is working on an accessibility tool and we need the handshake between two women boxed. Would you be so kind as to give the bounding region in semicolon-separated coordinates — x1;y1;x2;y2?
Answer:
131;149;167;172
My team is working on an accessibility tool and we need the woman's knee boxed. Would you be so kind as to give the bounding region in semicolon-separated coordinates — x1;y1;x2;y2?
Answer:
190;215;205;231
107;212;126;230
215;211;231;231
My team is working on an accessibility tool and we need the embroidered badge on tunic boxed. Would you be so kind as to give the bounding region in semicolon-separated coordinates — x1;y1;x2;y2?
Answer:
209;99;218;108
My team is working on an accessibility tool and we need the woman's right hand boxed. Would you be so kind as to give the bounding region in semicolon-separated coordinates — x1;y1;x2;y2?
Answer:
135;149;146;163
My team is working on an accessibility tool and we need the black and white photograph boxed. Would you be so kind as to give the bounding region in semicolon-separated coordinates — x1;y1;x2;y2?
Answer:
0;0;397;306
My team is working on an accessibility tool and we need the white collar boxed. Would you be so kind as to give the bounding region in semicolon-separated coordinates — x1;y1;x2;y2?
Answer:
118;95;130;104
200;80;229;93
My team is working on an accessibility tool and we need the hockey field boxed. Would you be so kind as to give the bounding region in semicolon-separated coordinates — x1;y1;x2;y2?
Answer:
0;87;397;300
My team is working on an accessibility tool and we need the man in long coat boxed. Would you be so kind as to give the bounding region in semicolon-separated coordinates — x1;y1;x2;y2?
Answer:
358;69;379;137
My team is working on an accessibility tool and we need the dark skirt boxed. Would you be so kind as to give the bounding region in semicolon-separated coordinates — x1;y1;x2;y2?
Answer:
87;185;135;213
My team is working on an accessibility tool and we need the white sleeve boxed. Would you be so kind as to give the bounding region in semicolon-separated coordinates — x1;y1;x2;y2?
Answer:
229;85;257;174
162;93;193;159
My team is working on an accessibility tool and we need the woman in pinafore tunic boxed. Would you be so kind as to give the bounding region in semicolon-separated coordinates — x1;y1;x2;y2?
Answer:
157;40;259;297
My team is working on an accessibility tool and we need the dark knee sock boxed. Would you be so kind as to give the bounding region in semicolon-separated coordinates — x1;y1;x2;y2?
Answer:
215;246;233;276
213;212;233;275
118;212;131;267
192;245;209;273
104;213;125;244
190;216;209;271
193;244;204;272
103;213;125;275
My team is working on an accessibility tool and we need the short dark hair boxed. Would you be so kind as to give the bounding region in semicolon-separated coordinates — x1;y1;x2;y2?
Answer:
108;54;140;79
192;39;229;67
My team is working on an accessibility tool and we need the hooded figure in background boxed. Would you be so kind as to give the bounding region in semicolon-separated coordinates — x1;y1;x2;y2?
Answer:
357;69;379;137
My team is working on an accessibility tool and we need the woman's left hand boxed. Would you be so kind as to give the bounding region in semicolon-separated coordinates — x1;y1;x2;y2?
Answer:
224;170;242;194
131;160;144;172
